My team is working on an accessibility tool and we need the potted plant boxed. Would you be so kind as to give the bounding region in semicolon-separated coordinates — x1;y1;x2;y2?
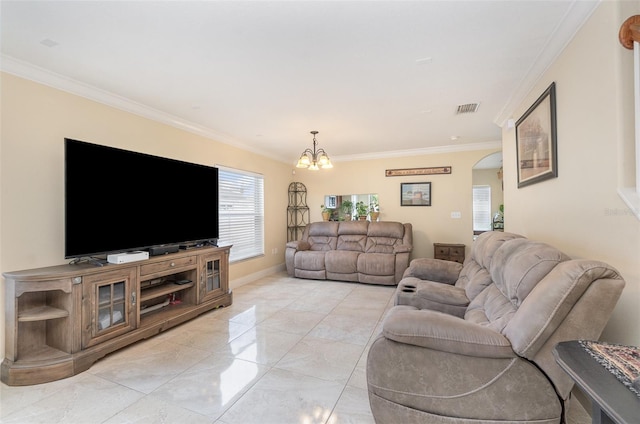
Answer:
340;199;353;221
321;204;332;221
356;201;369;220
369;201;380;221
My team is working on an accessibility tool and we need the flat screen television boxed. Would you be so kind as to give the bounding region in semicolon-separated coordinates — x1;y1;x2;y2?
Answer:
65;138;219;259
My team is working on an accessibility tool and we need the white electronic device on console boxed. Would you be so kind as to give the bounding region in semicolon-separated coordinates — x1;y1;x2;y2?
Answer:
107;250;149;264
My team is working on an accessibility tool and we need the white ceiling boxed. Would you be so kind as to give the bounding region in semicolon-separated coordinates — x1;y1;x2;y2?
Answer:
1;1;599;166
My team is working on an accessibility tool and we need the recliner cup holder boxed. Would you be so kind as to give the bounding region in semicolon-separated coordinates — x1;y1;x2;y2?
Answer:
401;284;416;293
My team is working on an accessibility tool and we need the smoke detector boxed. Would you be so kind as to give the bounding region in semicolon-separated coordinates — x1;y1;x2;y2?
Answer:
456;103;480;114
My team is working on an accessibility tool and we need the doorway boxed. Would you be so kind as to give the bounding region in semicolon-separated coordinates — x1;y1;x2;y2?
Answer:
472;152;503;238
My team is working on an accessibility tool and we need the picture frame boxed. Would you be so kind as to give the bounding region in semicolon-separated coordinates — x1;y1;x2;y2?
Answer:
385;166;451;177
516;82;558;188
401;182;431;206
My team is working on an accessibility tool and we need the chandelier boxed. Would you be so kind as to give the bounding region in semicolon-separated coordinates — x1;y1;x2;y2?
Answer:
296;131;333;170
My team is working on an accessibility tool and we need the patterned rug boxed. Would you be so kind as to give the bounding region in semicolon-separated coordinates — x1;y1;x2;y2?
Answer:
579;340;640;398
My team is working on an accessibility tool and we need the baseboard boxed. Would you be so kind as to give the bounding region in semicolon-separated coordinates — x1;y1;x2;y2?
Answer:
229;263;286;289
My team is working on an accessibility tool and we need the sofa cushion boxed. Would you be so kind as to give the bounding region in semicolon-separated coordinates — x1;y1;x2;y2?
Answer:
358;253;395;276
326;250;360;273
339;220;369;234
460;262;492;301
472;231;525;270
337;234;367;252
465;239;571;333
505;260;623;358
336;221;368;252
294;250;327;271
366;222;406;253
307;222;339;251
465;285;516;333
455;232;525;301
383;306;515;358
490;239;570;307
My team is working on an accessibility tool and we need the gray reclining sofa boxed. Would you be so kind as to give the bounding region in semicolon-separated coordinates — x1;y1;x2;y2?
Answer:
367;231;625;423
285;220;413;285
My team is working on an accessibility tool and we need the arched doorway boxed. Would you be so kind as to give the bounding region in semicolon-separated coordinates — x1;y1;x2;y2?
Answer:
472;152;503;238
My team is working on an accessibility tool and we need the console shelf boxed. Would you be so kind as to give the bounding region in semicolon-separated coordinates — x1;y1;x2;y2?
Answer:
18;305;69;322
2;245;231;386
140;281;195;303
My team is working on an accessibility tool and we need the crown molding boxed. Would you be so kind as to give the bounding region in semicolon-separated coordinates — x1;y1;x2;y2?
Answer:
493;0;600;127
0;54;285;161
3;54;502;165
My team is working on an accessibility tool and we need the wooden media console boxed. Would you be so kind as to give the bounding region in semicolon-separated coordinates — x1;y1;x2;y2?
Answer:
2;245;232;386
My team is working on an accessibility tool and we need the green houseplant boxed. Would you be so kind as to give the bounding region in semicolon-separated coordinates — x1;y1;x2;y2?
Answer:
356;201;369;220
341;199;353;221
321;204;332;221
369;201;380;221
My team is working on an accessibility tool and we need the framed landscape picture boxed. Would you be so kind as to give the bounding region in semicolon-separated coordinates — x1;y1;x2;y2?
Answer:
401;182;431;206
516;82;558;188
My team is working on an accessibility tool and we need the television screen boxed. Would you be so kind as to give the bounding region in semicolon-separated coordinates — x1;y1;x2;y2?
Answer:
65;138;219;258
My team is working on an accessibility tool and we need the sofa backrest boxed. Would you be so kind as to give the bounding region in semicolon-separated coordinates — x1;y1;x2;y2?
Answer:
464;238;625;397
337;221;369;252
365;222;411;253
303;221;412;254
465;238;570;333
305;221;339;251
456;231;525;301
509;260;624;397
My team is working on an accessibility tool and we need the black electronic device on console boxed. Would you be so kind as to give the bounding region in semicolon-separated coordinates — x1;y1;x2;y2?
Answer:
148;245;180;256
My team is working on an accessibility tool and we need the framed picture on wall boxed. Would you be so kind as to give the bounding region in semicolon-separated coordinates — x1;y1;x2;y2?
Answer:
516;82;558;188
401;182;431;206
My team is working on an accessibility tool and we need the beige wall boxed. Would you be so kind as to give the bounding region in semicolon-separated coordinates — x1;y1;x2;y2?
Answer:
0;73;291;358
503;1;640;345
294;148;500;260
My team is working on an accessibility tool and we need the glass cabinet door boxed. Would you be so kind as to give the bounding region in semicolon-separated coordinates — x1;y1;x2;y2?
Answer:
83;268;137;348
97;281;126;330
200;253;226;302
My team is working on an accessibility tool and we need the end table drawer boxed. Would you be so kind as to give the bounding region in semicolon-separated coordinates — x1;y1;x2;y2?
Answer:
434;243;465;264
450;246;464;257
435;246;450;256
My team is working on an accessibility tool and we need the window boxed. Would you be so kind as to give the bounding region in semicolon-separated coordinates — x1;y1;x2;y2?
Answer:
618;39;640;220
218;167;264;262
472;185;492;233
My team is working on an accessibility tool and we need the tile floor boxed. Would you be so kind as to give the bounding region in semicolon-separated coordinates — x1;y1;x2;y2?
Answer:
1;272;590;423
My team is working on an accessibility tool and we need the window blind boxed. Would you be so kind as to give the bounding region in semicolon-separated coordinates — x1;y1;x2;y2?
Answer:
472;185;492;232
218;167;264;262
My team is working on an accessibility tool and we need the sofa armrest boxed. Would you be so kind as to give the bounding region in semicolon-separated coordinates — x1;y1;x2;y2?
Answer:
393;244;412;254
285;240;310;277
403;258;462;284
286;240;310;251
382;306;515;358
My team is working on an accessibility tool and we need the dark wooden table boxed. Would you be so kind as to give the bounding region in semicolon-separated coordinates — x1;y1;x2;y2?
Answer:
553;341;640;424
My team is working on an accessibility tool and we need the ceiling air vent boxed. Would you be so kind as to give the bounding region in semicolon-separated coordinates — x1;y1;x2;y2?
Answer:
456;103;480;114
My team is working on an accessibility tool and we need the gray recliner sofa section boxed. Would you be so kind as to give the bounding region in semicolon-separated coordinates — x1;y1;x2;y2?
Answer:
285;221;413;285
367;231;625;423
